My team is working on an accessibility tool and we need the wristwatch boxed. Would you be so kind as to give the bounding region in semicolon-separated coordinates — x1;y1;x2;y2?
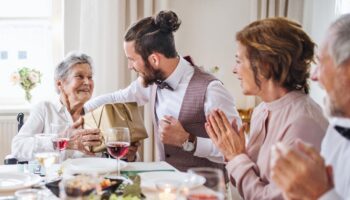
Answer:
182;134;197;152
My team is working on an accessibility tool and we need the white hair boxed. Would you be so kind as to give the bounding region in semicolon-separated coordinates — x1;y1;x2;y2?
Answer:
329;14;350;66
54;51;94;93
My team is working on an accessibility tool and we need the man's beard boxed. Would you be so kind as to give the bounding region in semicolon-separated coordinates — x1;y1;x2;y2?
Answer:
141;60;165;87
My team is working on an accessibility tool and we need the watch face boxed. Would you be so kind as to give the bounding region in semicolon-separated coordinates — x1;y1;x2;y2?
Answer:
183;141;194;151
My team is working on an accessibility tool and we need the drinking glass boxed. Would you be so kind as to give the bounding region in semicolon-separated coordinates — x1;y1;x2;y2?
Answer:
105;127;130;178
34;133;60;182
186;167;225;200
50;123;70;162
35;151;59;182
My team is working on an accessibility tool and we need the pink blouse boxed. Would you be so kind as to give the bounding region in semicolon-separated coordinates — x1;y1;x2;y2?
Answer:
226;91;329;200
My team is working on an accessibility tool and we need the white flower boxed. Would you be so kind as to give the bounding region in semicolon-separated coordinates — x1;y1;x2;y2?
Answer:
10;73;20;85
28;71;40;83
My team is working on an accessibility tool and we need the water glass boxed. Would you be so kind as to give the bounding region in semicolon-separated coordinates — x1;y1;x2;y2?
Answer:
186;167;225;200
35;151;59;182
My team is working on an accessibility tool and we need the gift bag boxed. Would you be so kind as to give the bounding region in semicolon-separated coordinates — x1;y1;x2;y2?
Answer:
83;102;148;153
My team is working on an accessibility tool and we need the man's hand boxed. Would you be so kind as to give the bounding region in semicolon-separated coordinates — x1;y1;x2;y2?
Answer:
270;140;334;200
124;141;141;162
205;109;246;161
158;115;189;147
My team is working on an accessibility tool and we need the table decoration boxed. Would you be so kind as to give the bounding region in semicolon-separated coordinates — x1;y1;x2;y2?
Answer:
11;67;42;102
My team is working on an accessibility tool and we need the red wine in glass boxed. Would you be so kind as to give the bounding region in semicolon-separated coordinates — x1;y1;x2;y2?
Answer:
52;137;69;151
107;141;130;158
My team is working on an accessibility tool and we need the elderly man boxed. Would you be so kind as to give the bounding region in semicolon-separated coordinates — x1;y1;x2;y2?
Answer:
270;14;350;200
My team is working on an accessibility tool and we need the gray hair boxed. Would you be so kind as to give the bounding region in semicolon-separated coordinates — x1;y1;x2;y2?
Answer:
54;51;94;93
329;13;350;66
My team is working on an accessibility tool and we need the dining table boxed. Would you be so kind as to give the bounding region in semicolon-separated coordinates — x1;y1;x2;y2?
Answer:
0;160;213;200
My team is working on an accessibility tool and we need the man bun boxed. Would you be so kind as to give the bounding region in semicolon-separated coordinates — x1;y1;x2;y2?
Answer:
155;10;181;33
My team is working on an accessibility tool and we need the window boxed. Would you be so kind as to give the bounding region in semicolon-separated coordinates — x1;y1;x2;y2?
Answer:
336;0;350;15
0;0;62;105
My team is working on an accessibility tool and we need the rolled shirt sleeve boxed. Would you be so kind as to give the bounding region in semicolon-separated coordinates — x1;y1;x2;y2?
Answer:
194;80;241;163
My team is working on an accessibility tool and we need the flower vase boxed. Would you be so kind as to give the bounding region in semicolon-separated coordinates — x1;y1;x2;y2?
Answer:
25;90;32;102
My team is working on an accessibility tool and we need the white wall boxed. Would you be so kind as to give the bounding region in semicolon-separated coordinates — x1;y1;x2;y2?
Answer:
169;0;252;108
303;0;338;107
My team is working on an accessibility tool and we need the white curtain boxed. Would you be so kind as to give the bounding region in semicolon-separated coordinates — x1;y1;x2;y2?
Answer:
64;0;169;161
252;0;304;22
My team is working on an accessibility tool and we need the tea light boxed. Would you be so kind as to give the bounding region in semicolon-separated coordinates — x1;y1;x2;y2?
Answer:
158;187;176;200
156;180;180;200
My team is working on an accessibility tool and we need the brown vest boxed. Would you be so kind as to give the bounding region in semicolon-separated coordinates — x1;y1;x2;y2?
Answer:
161;67;226;173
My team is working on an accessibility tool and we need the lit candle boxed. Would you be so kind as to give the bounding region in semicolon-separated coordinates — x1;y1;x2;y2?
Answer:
158;187;176;200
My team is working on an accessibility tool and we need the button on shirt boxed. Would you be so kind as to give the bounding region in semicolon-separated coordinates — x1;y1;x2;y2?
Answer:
319;117;350;200
84;57;241;163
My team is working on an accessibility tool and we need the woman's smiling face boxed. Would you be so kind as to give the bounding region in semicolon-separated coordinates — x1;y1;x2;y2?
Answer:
233;42;260;95
59;63;94;104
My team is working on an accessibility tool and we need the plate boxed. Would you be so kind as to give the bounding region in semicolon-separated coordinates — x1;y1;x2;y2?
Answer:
0;172;41;192
138;171;205;190
63;158;127;174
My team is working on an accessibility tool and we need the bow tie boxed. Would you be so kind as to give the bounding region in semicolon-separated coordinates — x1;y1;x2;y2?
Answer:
155;80;174;91
335;125;350;140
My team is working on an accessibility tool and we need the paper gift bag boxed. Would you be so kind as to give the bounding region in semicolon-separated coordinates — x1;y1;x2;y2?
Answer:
83;102;148;153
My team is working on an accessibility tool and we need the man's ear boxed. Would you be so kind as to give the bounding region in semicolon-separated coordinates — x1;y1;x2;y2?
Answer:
148;53;161;68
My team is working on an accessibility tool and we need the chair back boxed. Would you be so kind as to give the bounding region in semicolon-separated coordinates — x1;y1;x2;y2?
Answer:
4;112;26;165
17;112;24;132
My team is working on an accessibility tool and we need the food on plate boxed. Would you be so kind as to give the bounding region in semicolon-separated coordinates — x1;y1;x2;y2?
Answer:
64;175;96;197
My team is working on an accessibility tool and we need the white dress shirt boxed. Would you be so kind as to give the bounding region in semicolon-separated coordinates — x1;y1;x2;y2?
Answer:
11;98;84;161
319;117;350;200
84;57;241;163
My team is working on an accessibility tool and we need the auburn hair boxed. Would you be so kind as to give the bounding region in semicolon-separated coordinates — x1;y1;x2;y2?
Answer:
236;17;315;94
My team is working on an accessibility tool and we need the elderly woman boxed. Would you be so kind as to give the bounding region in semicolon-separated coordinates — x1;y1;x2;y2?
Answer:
12;52;101;161
205;18;329;199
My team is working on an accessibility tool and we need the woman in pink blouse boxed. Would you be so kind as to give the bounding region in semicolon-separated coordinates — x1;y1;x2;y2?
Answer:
205;18;328;200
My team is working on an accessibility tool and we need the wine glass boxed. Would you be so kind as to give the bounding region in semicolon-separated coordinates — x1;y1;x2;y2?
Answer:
34;132;60;182
185;167;225;200
50;123;70;162
105;127;130;178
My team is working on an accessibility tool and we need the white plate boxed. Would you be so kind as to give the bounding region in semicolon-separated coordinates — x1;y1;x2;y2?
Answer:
139;171;205;190
0;172;41;192
63;157;127;174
